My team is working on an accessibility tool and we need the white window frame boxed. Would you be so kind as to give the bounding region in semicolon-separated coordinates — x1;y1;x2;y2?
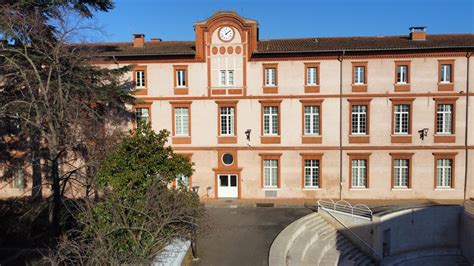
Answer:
436;104;452;134
135;107;149;129
440;64;452;83
304;106;320;135
354;66;365;84
176;174;190;189
351;105;367;135
219;70;235;87
351;159;367;188
394;104;410;135
220;107;235;136
263;106;278;135
436;159;452;188
394;159;409;188
174;107;189;136
263;159;278;188
135;70;145;88
265;68;276;87
176;69;186;87
304;159;320;188
306;67;318;85
397;65;408;84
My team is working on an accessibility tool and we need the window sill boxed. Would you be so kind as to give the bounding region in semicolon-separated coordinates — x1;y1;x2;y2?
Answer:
263;86;278;94
302;187;321;191
437;83;454;91
304;85;320;93
391;188;412;191
174;87;189;95
349;188;369;191
302;135;322;144
172;136;191;144
218;136;237;144
351;84;367;92
349;135;370;143
391;134;412;143
133;88;148;96
434;188;455;191
262;188;280;191
394;84;411;92
261;135;281;144
434;134;456;143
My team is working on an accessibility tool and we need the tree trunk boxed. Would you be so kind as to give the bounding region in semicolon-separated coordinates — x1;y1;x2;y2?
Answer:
50;157;61;244
31;130;42;200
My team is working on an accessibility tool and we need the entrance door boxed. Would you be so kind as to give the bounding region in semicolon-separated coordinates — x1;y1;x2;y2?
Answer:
218;174;238;198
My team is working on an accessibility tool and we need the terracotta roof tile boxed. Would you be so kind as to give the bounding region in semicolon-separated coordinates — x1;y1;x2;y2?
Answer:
90;34;474;57
89;41;196;57
256;34;474;54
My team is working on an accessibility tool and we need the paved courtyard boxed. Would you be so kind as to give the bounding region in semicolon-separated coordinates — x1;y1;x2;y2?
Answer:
194;206;312;266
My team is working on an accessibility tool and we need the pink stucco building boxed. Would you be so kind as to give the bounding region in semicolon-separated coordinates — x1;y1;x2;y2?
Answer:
3;11;473;201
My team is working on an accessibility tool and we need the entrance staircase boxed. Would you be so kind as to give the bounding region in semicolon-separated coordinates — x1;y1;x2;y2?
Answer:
269;212;375;266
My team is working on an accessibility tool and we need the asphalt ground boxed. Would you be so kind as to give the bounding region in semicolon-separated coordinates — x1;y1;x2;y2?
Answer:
194;206;312;266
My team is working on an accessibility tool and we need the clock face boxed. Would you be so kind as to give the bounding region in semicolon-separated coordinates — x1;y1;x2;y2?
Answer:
219;26;234;42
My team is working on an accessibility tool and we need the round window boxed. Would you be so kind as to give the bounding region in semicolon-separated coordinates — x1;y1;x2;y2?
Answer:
222;153;234;166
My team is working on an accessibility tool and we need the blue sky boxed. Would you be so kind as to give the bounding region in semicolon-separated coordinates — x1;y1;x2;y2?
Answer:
87;0;473;43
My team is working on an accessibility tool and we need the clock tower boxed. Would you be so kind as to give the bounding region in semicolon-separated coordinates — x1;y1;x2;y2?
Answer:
194;11;258;96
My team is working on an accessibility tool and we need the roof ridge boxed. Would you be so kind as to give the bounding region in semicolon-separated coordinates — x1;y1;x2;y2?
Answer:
259;33;474;42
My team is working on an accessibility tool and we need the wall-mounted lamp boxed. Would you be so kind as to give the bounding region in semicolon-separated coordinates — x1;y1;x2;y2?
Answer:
418;128;429;140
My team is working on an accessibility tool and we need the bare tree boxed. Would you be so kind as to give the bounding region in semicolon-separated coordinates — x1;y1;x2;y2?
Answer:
0;5;134;242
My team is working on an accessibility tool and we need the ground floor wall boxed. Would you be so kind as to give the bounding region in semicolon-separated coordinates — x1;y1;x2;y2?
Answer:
179;148;469;200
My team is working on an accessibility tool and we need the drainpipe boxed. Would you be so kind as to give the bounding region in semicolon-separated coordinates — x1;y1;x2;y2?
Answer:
338;51;345;200
464;52;471;200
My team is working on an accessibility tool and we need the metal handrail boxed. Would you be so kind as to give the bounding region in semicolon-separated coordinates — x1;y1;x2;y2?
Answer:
317;198;373;221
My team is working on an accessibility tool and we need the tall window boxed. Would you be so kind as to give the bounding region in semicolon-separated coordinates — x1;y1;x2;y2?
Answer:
263;106;278;135
219;70;234;87
436;159;452;188
354;66;365;84
304;106;320;135
394;159;409;188
220;107;235;135
437;104;452;134
176;174;190;189
306;67;318;85
263;159;278;188
135;70;145;88
351;159;367;188
394;104;410;134
13;169;25;189
440;64;452;83
351;105;367;134
304;159;320;188
396;65;408;84
174;107;189;136
135;107;149;129
176;69;186;87
265;68;276;86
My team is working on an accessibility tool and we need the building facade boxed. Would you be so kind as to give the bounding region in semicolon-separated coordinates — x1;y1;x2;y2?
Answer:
5;11;472;200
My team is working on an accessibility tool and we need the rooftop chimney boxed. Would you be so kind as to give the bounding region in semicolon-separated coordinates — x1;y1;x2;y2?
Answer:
133;34;145;47
409;26;427;41
150;38;162;43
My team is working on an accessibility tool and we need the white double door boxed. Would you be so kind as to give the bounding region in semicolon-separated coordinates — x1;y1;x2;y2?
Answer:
218;174;238;198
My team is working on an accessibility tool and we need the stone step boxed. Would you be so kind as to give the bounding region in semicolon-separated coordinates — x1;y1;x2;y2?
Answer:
286;221;336;265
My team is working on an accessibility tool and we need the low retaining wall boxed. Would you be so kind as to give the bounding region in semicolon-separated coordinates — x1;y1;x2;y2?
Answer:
152;239;192;266
320;204;467;264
